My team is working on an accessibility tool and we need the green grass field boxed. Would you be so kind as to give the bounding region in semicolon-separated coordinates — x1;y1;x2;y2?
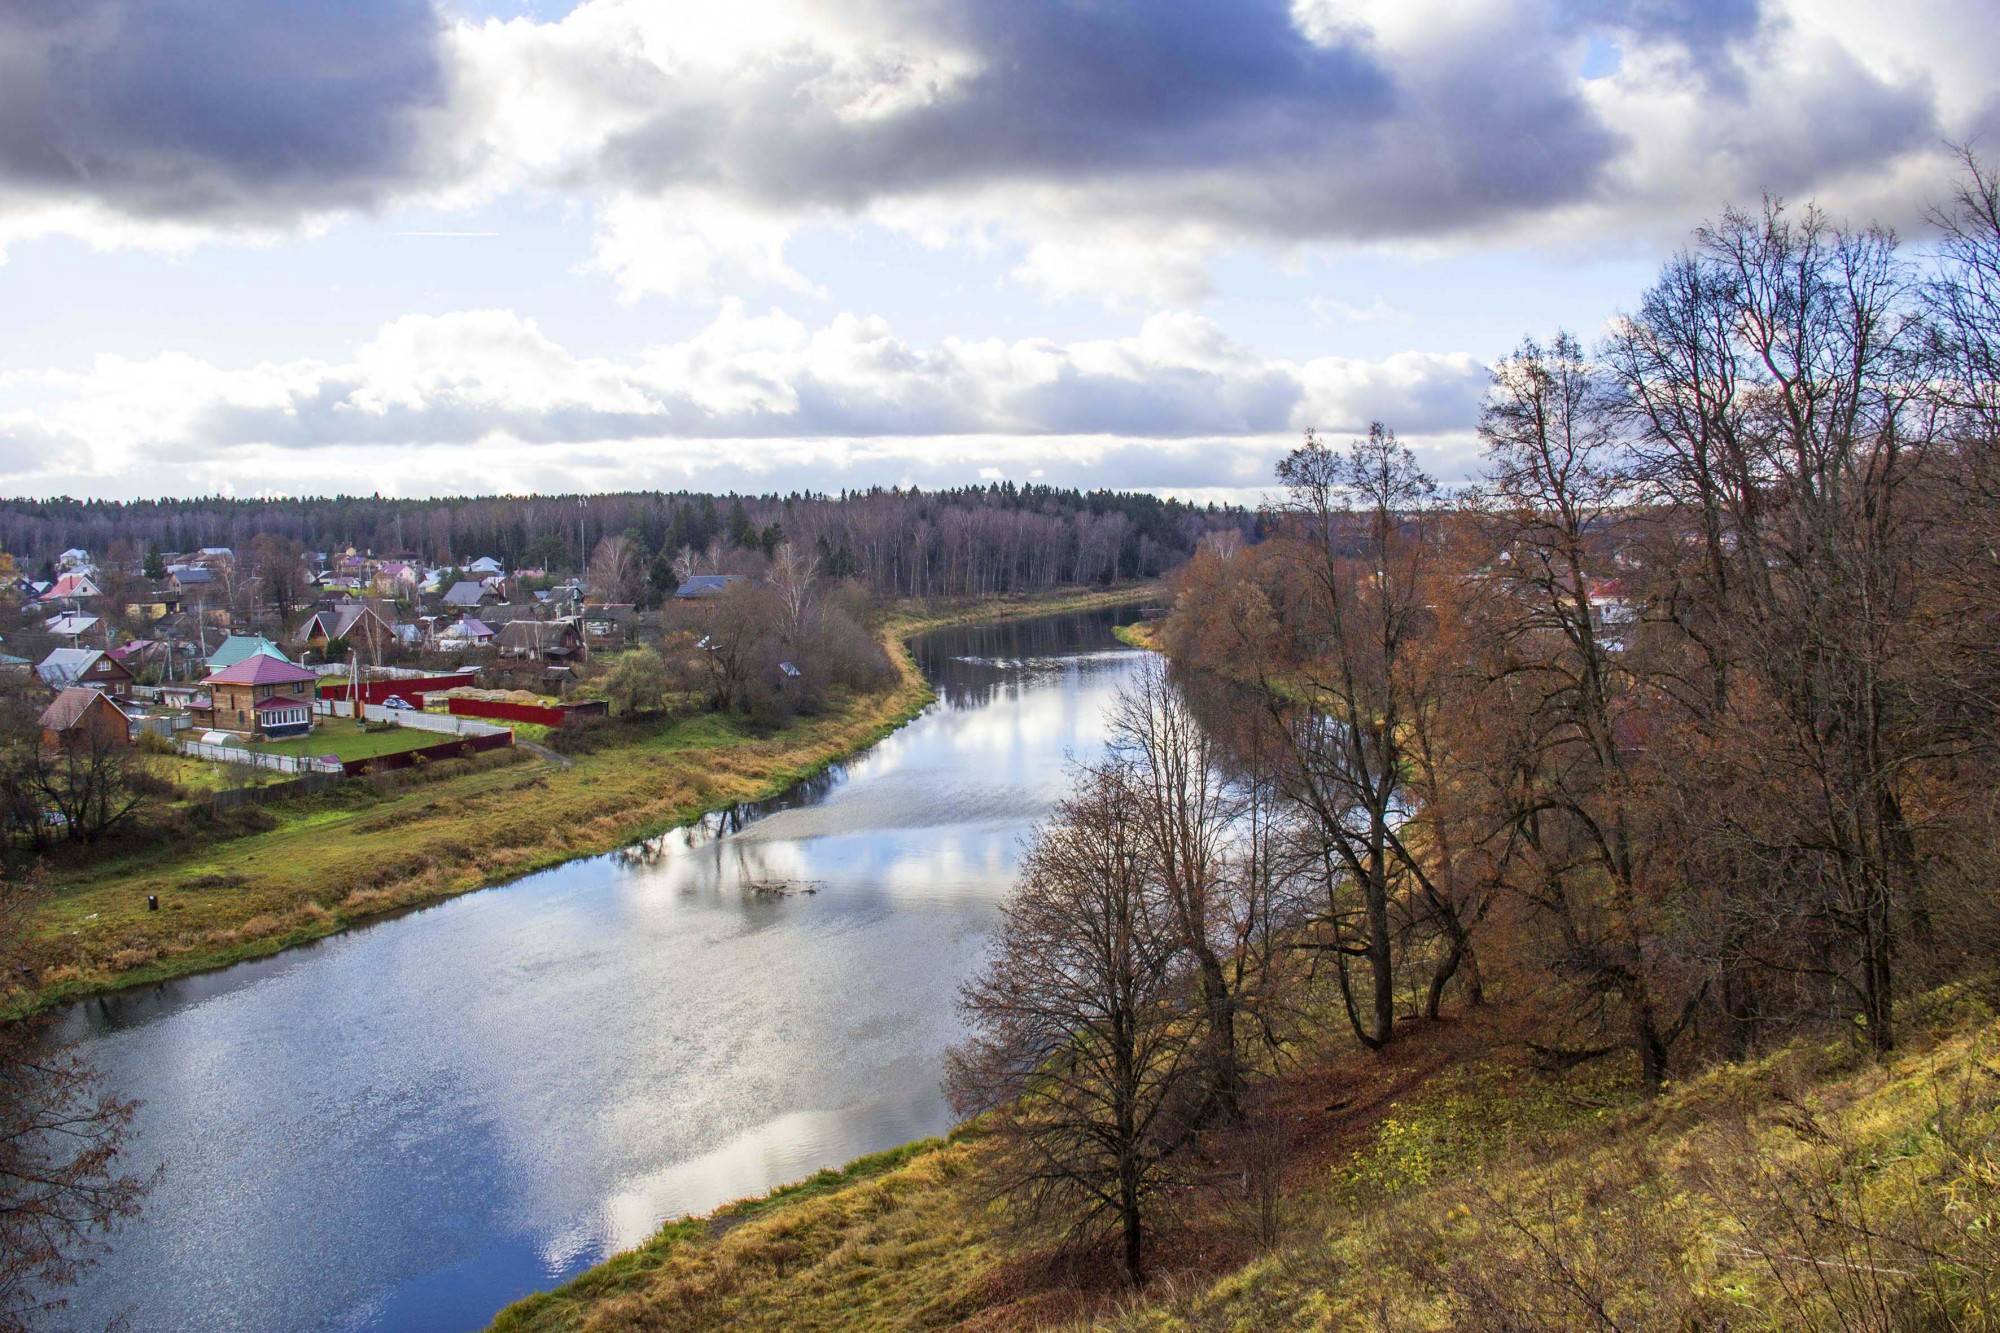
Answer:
252;718;439;761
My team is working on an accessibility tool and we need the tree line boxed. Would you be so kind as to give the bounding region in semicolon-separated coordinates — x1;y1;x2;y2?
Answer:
0;485;1245;600
949;154;2000;1285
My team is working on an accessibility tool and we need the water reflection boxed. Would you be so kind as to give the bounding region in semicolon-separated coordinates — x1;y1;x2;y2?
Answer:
50;608;1145;1333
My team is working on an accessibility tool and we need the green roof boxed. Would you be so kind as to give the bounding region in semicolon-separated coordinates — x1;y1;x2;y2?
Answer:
207;634;290;671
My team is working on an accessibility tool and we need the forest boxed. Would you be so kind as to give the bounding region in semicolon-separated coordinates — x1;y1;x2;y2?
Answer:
0;485;1244;601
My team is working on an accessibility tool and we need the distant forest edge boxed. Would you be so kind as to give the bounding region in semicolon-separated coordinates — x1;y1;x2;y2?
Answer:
0;485;1250;598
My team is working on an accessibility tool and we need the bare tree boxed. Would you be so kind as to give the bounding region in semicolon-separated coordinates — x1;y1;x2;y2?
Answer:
769;540;820;649
948;762;1198;1285
586;535;641;605
1263;424;1441;1050
1110;657;1279;1124
249;534;311;628
1472;332;1703;1092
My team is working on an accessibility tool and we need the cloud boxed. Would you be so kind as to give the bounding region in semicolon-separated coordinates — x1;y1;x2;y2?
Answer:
0;306;1491;496
0;0;451;238
0;0;1981;301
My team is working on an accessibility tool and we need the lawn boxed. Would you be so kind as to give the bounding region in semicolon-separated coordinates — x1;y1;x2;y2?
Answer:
253;718;440;761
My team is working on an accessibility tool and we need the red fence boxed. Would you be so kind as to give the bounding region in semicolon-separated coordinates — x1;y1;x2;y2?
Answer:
319;672;479;708
446;697;609;727
341;728;513;776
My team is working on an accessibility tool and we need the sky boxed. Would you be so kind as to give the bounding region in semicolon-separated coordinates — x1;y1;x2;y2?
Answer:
0;0;1992;504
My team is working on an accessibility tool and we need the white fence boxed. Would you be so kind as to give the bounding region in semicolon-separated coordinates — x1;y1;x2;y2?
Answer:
175;739;344;776
383;710;508;738
312;699;506;737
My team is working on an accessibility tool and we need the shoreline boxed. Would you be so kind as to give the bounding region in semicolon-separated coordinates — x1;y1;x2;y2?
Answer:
16;583;1157;1017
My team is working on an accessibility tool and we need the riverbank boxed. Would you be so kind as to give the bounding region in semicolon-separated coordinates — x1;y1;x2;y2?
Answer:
13;583;1157;1015
491;986;1999;1331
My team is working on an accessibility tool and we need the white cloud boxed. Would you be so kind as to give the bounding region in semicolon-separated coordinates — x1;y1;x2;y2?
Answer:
0;306;1492;497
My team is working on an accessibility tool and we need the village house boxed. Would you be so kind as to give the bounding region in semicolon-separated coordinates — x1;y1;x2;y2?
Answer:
36;648;134;691
124;587;183;621
294;603;399;654
56;548;91;572
38;687;132;751
497;619;581;661
192;654;318;739
466;556;504;577
168;565;218;595
39;571;102;603
441;580;495;611
45;611;100;642
208;633;291;673
581;603;635;649
437;616;495;650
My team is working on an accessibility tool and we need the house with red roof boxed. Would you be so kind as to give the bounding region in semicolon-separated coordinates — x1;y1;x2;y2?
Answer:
192;653;320;739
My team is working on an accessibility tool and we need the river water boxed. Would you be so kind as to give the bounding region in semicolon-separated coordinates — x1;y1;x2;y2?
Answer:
48;609;1144;1332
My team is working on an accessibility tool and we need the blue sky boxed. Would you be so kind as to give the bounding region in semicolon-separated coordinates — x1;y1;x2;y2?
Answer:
0;0;1991;502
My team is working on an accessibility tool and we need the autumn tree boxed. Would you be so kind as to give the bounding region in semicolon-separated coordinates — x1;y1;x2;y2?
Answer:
1261;424;1443;1051
948;762;1198;1285
601;646;671;718
1470;332;1706;1091
1110;658;1278;1123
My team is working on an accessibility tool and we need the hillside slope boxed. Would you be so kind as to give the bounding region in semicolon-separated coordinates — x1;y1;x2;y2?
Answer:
494;989;1999;1330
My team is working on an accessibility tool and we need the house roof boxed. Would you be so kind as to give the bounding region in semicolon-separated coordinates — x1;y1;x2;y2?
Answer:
448;617;494;639
300;603;393;643
209;634;290;671
675;574;745;598
253;693;315;711
498;620;576;649
37;648;114;687
172;566;216;585
41;572;101;600
467;556;503;573
443;580;490;607
40;687;125;732
204;654;319;686
46;612;99;637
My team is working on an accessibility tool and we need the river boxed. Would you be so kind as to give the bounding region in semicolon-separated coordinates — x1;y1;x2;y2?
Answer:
47;608;1145;1332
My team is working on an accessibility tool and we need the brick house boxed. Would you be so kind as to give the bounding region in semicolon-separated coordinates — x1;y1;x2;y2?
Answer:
194;654;319;739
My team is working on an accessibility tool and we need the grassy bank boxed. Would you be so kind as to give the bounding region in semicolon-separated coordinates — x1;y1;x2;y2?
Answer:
14;582;1158;1014
492;989;2000;1331
1112;620;1162;651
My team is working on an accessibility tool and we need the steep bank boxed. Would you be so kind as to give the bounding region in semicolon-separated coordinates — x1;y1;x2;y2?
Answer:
493;988;1999;1330
15;584;1157;1014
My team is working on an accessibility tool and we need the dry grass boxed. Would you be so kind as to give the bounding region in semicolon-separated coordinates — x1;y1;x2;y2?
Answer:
488;988;2000;1332
13;583;1160;1014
